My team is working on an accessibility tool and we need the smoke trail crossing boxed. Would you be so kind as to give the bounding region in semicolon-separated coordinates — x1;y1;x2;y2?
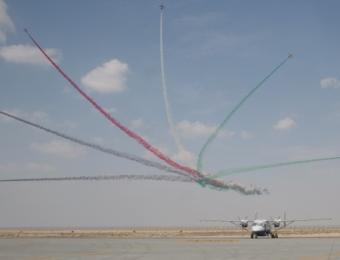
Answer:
0;110;190;178
24;29;202;180
197;54;292;174
0;110;266;195
200;178;267;195
212;156;340;178
23;30;269;195
160;5;187;155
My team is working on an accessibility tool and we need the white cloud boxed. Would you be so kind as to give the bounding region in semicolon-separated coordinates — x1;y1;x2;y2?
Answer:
172;149;195;167
176;120;214;137
81;59;128;93
320;77;340;89
273;117;296;130
142;141;195;167
130;118;144;129
0;0;15;43
0;44;61;65
176;120;235;139
32;140;85;158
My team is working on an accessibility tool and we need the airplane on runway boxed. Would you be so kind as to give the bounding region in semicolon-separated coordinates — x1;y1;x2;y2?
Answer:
201;213;331;239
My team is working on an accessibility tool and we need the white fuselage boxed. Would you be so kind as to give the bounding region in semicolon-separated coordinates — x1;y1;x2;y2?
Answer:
251;220;271;236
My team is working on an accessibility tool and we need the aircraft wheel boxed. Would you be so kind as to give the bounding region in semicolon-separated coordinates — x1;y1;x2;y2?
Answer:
251;232;257;239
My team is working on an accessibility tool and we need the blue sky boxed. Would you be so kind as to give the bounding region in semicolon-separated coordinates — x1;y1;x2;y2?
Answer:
0;0;340;227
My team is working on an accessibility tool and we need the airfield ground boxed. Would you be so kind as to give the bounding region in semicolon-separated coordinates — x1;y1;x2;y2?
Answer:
0;226;340;238
1;237;340;260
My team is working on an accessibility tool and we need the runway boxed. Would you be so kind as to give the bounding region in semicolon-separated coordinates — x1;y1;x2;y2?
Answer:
1;238;340;260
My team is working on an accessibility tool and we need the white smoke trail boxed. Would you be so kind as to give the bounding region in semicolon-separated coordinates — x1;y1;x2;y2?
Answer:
160;5;190;161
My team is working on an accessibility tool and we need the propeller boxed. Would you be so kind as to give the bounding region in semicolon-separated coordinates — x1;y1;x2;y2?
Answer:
273;216;281;227
284;211;287;227
238;216;249;228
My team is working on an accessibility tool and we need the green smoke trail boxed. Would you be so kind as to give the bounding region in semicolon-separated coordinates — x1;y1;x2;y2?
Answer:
196;54;293;174
211;156;340;178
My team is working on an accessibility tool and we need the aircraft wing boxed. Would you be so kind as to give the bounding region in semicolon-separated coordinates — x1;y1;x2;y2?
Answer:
200;219;253;227
285;218;331;222
274;218;331;229
283;218;331;223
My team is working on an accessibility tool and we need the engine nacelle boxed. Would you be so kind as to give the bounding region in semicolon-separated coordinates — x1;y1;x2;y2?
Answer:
273;221;280;228
240;221;248;228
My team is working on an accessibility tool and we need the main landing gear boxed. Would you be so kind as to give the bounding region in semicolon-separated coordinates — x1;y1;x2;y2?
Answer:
250;232;278;239
270;232;278;238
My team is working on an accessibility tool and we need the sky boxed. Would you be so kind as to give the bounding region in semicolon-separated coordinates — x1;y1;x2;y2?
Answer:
0;0;340;227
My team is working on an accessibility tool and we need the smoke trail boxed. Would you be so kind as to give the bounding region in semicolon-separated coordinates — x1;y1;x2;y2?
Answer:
0;110;265;195
160;5;187;155
0;110;190;178
196;54;292;173
24;29;202;180
212;156;340;178
200;178;267;195
0;174;265;195
22;30;268;195
0;110;263;195
0;174;193;183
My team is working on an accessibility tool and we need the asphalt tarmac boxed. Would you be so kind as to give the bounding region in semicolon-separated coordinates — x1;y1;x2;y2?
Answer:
0;237;340;260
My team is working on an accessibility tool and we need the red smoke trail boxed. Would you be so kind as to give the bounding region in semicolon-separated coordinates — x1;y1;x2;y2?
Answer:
24;29;201;179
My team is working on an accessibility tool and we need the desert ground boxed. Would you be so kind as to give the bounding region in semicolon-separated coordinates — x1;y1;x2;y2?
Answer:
1;226;340;239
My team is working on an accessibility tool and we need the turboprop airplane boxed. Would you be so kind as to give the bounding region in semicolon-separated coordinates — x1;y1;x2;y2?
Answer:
201;214;331;239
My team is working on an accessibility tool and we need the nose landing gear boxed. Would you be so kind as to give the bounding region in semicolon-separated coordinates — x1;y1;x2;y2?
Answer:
251;232;258;239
